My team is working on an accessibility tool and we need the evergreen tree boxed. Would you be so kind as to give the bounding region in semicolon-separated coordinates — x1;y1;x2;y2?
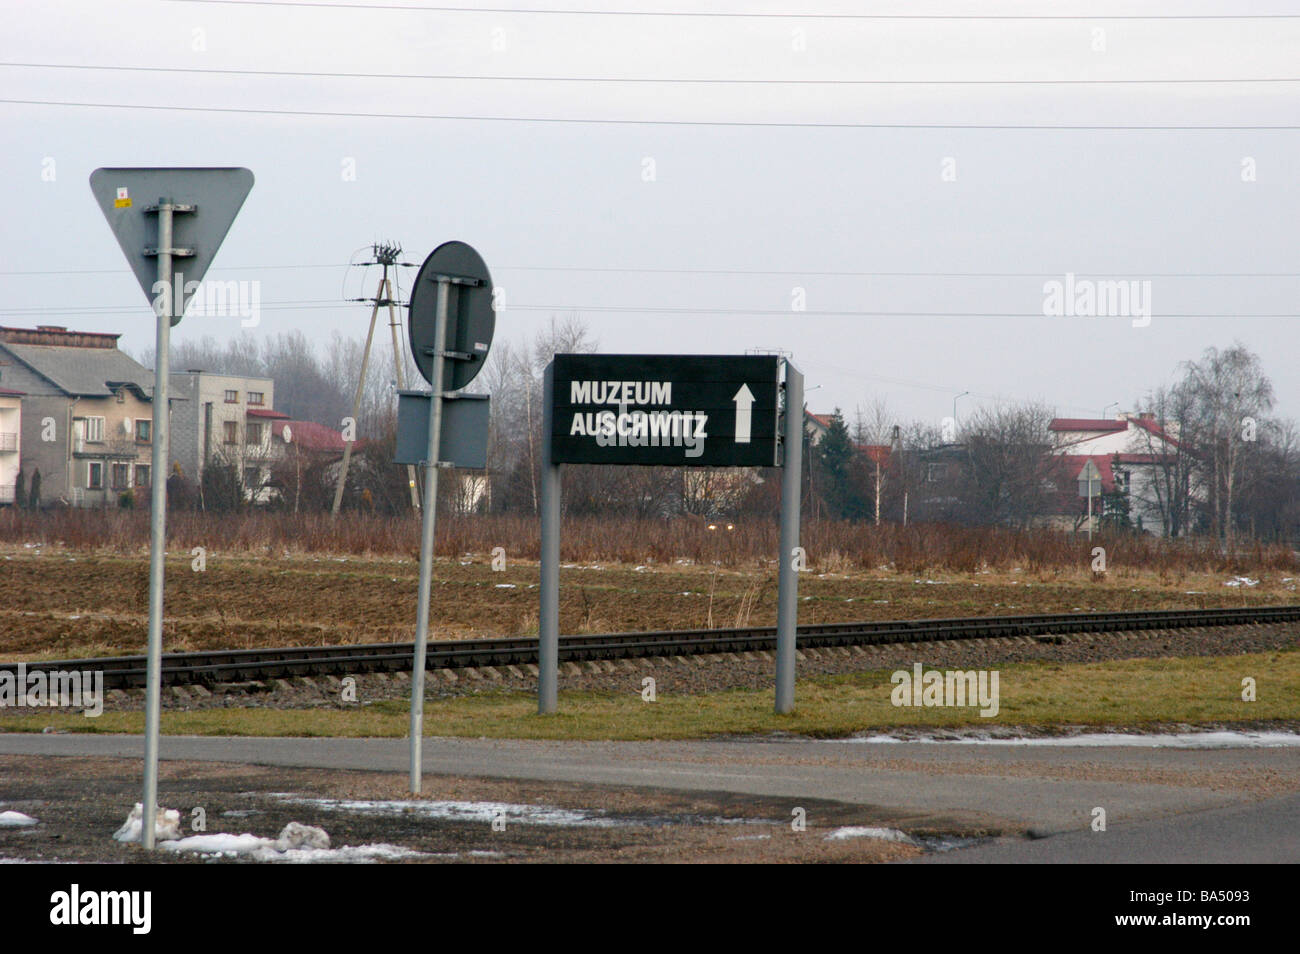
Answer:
815;410;863;519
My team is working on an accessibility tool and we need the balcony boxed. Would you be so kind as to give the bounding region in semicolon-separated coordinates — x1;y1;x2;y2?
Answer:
0;432;16;453
73;438;136;459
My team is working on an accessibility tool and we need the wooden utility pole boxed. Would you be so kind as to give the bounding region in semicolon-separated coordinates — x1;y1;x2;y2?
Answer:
332;243;421;515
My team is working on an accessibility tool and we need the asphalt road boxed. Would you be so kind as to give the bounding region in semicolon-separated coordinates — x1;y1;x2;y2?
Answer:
4;732;1297;862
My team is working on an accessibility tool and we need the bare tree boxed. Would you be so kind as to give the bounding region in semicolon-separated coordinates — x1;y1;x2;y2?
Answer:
853;399;896;526
1181;343;1276;547
957;402;1057;528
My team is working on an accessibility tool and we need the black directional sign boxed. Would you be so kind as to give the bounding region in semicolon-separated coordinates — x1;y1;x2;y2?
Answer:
551;354;780;467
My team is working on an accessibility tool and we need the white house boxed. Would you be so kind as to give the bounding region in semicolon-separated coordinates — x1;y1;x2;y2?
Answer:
0;387;21;505
1047;414;1184;535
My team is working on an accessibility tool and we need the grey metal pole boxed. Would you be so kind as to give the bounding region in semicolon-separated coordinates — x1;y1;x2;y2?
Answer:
386;276;422;512
775;361;804;714
1087;476;1094;541
538;362;560;715
141;200;174;850
408;278;450;793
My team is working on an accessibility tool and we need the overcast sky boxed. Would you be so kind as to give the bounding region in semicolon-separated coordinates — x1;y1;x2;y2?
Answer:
3;0;1297;429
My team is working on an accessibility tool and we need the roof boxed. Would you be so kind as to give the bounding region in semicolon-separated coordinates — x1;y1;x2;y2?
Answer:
862;444;891;465
272;419;346;453
1049;418;1127;433
1128;414;1181;449
247;407;290;419
0;341;153;398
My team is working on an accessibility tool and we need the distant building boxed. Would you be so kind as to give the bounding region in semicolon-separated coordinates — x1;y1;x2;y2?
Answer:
1044;414;1183;535
168;370;277;489
0;386;22;505
0;326;162;507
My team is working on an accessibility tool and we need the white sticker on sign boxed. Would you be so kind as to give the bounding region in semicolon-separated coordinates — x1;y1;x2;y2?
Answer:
474;342;488;352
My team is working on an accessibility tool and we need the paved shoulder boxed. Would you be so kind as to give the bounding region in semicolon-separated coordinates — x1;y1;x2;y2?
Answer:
919;792;1300;864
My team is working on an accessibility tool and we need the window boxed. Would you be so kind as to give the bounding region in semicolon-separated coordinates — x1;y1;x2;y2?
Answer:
111;463;130;489
246;422;263;446
87;461;103;489
224;389;239;403
248;391;264;406
223;421;239;445
135;418;152;443
135;465;150;488
84;416;105;442
926;463;947;484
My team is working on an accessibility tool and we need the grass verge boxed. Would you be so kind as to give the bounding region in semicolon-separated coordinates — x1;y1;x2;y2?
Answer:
2;649;1297;741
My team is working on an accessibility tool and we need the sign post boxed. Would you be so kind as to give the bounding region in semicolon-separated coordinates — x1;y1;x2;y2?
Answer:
539;363;561;714
540;354;802;715
403;241;494;793
774;363;803;714
1078;459;1102;541
90;167;253;849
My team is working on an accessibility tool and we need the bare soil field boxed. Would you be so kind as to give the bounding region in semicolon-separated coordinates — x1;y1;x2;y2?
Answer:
1;544;1296;661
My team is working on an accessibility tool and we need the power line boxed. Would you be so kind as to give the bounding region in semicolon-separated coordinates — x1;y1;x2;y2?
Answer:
10;61;1300;86
4;97;1297;129
160;2;1300;20
4;264;1300;279
3;302;1298;318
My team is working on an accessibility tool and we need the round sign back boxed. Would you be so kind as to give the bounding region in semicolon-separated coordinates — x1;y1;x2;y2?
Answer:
407;240;495;390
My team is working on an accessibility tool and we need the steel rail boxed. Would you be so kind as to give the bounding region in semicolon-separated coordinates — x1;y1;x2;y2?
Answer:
4;605;1298;690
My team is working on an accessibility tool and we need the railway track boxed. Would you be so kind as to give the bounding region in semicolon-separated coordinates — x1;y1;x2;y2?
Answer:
5;605;1299;690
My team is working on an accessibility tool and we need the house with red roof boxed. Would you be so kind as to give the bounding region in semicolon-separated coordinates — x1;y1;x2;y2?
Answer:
1043;413;1184;534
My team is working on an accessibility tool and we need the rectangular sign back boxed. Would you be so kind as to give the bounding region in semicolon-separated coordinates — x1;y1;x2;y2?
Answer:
550;354;780;467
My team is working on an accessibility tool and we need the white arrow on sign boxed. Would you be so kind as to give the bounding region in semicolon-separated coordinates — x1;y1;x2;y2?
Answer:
733;383;754;444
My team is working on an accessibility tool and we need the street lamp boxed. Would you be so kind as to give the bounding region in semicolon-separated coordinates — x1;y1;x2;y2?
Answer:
952;391;970;436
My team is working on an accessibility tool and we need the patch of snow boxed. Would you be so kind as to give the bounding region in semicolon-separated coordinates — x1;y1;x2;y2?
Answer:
113;803;182;843
825;826;918;845
272;795;619;828
0;811;37;828
494;583;517;589
1224;577;1260;587
160;823;421;864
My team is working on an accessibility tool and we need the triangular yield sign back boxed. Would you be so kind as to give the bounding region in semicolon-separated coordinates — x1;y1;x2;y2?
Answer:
89;167;254;325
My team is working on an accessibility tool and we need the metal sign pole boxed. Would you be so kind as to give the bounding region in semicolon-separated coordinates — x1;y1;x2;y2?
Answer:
538;362;561;714
1087;476;1095;541
141;199;175;850
775;361;804;714
384;275;422;512
408;279;450;793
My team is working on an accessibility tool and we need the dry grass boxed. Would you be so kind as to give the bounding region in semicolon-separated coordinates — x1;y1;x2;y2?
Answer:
4;649;1297;740
2;508;1295;576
